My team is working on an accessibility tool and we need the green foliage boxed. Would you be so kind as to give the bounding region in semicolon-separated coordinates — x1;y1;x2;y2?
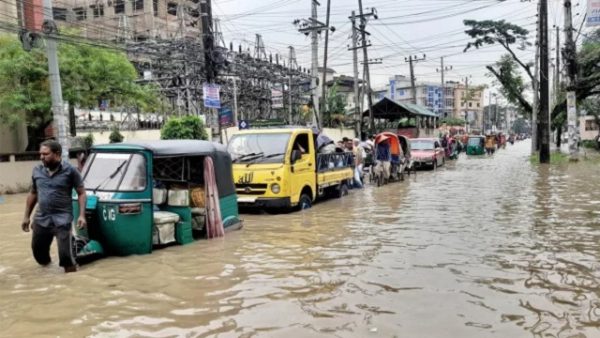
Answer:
109;127;124;143
440;117;466;126
324;81;347;127
511;117;529;135
83;133;94;149
581;140;598;149
529;152;569;165
0;34;159;129
161;115;208;140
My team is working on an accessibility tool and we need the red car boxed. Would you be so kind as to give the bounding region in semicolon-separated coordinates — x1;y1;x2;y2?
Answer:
410;138;445;169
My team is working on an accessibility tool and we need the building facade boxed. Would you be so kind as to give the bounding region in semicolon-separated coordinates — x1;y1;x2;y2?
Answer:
375;75;461;118
50;0;202;41
452;82;484;128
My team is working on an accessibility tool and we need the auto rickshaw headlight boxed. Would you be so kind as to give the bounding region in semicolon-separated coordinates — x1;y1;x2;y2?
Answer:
271;183;281;194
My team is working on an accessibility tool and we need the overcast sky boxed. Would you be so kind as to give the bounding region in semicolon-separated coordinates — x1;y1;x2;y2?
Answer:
213;0;590;100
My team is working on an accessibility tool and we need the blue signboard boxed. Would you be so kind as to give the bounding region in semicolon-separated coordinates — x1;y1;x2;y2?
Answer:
218;107;233;127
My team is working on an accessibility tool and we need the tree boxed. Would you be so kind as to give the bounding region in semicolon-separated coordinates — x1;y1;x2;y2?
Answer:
0;34;159;133
463;20;533;115
161;115;208;140
464;20;600;146
109;127;124;143
324;81;346;127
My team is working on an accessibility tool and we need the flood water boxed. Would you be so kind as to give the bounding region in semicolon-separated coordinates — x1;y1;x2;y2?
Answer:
1;140;600;337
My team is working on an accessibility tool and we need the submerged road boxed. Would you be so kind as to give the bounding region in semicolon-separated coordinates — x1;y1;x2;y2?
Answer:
1;140;600;337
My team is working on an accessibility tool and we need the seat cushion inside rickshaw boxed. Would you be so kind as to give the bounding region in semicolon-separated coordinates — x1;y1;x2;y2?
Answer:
153;211;180;224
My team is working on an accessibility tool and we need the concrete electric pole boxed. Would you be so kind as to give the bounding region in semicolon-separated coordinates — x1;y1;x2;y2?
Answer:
42;0;68;159
539;0;551;163
405;54;426;105
350;11;361;137
436;57;452;118
563;0;579;161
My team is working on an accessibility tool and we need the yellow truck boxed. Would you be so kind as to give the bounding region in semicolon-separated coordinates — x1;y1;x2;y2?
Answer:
226;127;354;211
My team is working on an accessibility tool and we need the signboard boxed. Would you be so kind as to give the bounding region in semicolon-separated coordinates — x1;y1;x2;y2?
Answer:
390;79;396;100
271;89;284;109
218;107;233;127
203;83;221;108
238;120;250;130
588;0;600;26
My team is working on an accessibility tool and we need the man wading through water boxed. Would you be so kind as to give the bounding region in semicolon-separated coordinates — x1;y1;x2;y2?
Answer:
22;140;87;273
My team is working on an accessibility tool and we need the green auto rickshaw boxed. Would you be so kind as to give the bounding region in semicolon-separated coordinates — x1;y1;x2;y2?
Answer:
72;140;242;262
466;135;486;155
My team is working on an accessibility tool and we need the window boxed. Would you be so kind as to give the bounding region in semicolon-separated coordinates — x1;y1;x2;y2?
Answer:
469;102;473;108
585;120;599;131
153;0;158;15
83;153;147;192
91;4;104;17
115;0;124;13
133;0;144;11
477;103;480;108
292;133;310;157
227;133;291;164
73;7;86;20
52;7;67;21
167;1;177;15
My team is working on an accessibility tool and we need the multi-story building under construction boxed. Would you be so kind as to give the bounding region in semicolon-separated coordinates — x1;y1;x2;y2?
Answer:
49;0;202;41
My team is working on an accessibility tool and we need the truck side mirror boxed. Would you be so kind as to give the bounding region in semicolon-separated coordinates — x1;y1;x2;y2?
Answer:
291;150;302;163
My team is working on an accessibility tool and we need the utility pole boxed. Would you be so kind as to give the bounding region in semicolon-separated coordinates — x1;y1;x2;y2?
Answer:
357;1;377;133
295;0;329;127
320;0;332;124
405;54;426;105
200;0;217;136
232;77;238;127
350;11;361;137
289;46;298;124
42;0;68;159
555;25;560;95
462;75;472;132
436;57;452;118
532;0;540;155
539;0;550;163
564;0;579;160
311;0;319;127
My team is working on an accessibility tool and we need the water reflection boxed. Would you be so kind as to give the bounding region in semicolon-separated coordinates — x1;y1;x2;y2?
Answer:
0;141;599;337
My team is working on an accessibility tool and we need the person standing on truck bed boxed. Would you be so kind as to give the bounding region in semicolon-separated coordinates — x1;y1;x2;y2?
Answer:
21;140;87;273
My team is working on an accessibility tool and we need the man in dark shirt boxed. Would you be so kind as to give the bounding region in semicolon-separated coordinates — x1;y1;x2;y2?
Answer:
22;140;87;273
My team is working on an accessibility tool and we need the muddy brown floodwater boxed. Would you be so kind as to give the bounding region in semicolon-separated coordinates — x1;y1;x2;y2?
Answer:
1;140;600;337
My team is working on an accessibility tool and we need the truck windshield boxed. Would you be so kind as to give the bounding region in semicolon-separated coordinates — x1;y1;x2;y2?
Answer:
83;153;147;192
228;133;291;164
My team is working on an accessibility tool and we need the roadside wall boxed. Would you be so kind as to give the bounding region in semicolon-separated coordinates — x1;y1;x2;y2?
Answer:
0;159;78;194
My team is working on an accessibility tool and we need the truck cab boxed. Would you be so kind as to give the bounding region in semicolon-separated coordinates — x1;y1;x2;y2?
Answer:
227;127;354;211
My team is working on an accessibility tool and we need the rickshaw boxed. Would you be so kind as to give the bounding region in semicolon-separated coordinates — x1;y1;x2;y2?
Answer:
72;140;242;263
398;134;415;175
466;135;485;155
372;132;405;186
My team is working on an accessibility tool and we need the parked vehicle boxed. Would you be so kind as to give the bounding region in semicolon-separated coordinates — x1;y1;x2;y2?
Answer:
466;136;486;155
372;132;406;185
72;140;242;262
410;138;445;169
227;127;354;211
